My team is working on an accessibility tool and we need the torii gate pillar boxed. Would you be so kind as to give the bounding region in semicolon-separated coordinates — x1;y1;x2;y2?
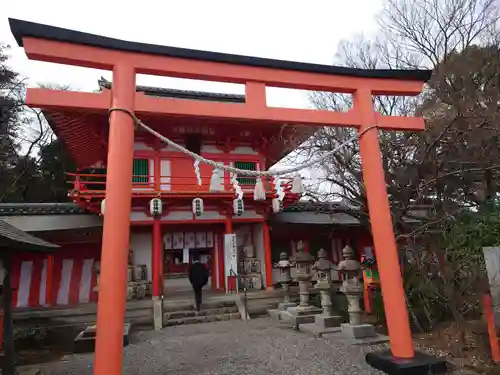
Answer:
355;88;414;352
93;64;136;375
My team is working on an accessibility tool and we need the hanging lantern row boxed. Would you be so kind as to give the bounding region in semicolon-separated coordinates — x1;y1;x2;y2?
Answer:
100;163;304;218
101;198;163;217
190;197;244;217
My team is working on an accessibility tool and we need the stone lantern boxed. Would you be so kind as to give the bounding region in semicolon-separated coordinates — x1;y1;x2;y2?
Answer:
338;245;377;339
280;248;321;328
293;249;314;309
299;249;343;337
275;252;295;310
312;249;342;329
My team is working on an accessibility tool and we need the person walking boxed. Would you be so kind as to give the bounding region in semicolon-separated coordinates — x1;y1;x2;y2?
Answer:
189;255;209;311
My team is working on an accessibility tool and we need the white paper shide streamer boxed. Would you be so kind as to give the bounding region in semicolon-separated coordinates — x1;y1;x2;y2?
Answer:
122;111;375;206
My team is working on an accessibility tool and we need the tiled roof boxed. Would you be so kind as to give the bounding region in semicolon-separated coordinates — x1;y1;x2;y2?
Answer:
271;211;361;226
98;77;245;103
0;203;88;216
275;201;425;225
0;220;59;251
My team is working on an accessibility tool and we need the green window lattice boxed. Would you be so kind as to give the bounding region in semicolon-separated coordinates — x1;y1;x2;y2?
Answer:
234;161;257;185
132;159;149;184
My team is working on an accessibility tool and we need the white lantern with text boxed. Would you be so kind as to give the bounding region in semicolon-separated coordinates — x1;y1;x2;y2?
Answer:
233;198;244;216
192;198;204;217
149;198;163;217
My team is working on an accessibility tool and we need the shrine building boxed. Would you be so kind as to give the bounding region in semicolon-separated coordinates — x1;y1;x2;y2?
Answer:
0;79;383;309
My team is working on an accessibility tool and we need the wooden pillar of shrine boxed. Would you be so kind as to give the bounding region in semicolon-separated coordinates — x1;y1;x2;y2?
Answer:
220;215;232;289
262;221;273;289
152;219;162;297
45;255;54;306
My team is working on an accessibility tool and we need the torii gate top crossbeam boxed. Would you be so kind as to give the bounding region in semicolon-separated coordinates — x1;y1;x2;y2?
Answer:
9;18;432;132
9;18;431;90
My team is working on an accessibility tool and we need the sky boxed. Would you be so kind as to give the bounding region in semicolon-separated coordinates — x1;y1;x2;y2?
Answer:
1;0;384;109
0;0;385;195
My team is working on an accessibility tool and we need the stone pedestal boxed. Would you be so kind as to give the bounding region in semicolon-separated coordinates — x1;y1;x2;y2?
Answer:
315;314;343;328
341;323;376;339
278;280;296;310
278;302;297;311
334;282;387;344
344;291;363;325
153;296;163;330
74;323;131;353
280;305;322;327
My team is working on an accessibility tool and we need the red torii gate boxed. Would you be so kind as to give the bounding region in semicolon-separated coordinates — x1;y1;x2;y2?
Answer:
9;18;444;375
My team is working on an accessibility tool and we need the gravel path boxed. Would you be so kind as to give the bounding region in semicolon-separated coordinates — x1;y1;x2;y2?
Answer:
41;318;385;375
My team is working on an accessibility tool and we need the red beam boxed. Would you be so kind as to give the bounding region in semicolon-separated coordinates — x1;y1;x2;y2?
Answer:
22;38;425;96
27;89;425;130
27;88;110;111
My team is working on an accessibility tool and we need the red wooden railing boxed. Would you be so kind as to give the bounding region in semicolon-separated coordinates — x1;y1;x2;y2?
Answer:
67;172;294;196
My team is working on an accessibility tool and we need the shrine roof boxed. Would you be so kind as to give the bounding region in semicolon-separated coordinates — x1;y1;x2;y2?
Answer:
9;18;432;82
0;220;59;251
97;78;245;103
272;201;423;225
0;203;88;216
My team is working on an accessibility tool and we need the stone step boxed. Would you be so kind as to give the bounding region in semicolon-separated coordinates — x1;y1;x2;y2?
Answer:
163;299;236;312
164;273;188;279
164;312;241;327
164;306;239;320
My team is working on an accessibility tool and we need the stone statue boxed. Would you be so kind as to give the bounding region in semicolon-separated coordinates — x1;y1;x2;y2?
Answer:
242;233;255;258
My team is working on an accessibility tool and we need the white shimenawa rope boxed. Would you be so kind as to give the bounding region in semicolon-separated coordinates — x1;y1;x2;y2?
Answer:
108;108;377;177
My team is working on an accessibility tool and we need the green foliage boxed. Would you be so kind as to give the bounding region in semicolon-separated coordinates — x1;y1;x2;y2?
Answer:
439;202;500;252
371;291;386;325
403;203;500;332
0;46;76;203
37;140;76;202
13;326;49;350
332;292;350;321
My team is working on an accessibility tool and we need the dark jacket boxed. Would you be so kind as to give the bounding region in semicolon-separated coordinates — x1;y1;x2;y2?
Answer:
189;261;209;289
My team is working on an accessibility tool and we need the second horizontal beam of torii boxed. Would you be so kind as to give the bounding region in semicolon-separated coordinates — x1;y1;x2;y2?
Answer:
27;88;424;131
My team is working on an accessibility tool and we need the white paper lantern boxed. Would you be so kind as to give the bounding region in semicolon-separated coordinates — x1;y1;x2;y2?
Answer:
192;198;204;217
149;198;163;217
233;198;244;216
